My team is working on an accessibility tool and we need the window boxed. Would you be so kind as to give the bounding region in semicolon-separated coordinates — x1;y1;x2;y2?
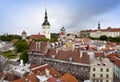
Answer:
106;80;109;82
106;68;109;72
100;74;103;77
93;79;95;82
93;68;95;71
106;74;109;78
96;80;99;82
100;80;103;82
93;74;95;77
100;68;103;72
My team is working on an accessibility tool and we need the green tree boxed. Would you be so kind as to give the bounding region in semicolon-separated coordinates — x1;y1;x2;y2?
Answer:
0;34;21;41
20;50;28;63
99;35;108;41
50;38;58;43
15;40;29;52
51;33;59;39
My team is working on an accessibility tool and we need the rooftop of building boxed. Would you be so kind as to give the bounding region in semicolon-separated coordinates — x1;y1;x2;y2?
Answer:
91;58;113;67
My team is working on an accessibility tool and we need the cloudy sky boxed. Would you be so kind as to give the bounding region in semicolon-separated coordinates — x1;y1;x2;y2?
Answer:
0;0;120;35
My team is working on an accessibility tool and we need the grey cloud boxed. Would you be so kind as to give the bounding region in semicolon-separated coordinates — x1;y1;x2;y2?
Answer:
62;0;120;31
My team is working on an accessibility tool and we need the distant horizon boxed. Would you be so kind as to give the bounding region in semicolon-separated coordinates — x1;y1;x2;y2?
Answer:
0;0;120;35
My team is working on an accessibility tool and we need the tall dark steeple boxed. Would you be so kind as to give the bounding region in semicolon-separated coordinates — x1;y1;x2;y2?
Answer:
42;9;50;26
98;22;101;29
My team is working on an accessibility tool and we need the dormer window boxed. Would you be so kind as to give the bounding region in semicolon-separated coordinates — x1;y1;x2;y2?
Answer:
68;57;72;62
103;64;106;66
98;64;100;66
51;55;55;59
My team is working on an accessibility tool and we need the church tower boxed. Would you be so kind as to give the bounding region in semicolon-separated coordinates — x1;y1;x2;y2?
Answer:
41;9;51;39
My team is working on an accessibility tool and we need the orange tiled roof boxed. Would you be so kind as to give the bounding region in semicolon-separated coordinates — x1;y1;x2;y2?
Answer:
61;73;78;82
49;68;62;77
54;50;90;64
107;53;120;67
11;74;38;82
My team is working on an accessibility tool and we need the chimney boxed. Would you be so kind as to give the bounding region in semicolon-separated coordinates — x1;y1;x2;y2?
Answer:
36;42;38;51
20;60;23;66
80;51;83;58
45;68;49;77
25;78;29;82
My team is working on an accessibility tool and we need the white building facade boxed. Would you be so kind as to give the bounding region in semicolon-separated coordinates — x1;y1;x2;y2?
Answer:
90;58;113;82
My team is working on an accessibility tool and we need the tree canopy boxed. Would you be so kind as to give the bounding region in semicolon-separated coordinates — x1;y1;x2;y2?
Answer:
0;34;21;41
15;40;29;52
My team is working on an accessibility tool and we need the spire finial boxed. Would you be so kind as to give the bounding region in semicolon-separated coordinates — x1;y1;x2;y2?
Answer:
42;8;50;26
98;21;101;29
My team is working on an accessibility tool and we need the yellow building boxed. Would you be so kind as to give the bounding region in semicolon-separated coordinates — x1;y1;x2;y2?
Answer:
90;58;113;82
65;42;74;50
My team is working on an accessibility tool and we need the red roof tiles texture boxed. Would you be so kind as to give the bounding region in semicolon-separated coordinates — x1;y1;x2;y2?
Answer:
107;53;120;67
45;49;90;64
28;41;47;54
29;34;45;40
61;73;78;82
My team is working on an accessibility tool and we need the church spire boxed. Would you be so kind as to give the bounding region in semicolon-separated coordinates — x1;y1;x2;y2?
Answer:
98;22;101;29
42;9;50;26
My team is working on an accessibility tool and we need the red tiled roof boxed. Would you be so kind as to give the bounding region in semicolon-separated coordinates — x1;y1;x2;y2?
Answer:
29;34;45;40
31;64;48;74
5;73;14;81
49;68;62;77
45;48;56;58
48;76;57;82
114;57;120;67
107;53;118;59
107;53;120;67
82;38;90;44
61;73;78;82
55;50;90;64
11;74;38;82
28;41;47;54
95;51;105;58
29;63;41;69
